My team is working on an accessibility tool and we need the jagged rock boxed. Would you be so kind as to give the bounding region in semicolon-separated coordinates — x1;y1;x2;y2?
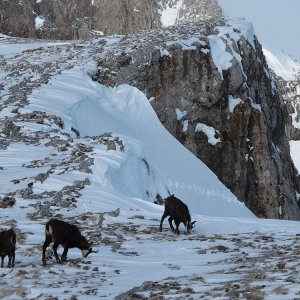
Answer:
270;69;300;140
34;173;49;183
71;127;80;137
91;133;125;152
0;196;16;208
93;21;300;219
266;60;300;194
2;120;21;138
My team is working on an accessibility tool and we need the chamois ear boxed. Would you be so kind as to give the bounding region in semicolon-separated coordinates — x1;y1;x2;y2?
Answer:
191;221;196;227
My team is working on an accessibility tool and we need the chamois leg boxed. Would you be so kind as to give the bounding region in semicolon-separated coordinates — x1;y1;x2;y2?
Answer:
8;246;16;267
168;217;176;233
61;247;69;262
11;249;15;267
1;255;4;268
52;242;61;263
42;234;52;265
174;220;180;235
159;212;168;232
7;253;13;268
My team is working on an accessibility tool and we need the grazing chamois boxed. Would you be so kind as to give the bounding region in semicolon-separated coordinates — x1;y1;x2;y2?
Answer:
0;228;16;268
159;195;196;235
42;218;95;265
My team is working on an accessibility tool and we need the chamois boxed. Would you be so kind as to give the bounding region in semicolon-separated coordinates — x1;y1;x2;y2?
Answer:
159;195;196;235
0;228;16;268
42;219;95;265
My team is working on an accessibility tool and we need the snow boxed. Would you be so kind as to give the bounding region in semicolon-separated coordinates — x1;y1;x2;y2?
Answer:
290;140;300;173
159;47;171;57
225;18;255;48
35;16;45;30
91;30;104;36
20;60;249;217
251;101;262;111
182;120;188;132
228;95;243;113
208;35;233;79
175;108;189;132
207;18;253;81
175;108;187;121
160;0;183;27
1;23;300;299
166;35;200;51
263;48;300;81
195;123;221;146
0;39;70;58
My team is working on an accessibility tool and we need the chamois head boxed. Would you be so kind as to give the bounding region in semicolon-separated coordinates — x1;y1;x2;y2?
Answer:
185;220;196;234
81;242;95;258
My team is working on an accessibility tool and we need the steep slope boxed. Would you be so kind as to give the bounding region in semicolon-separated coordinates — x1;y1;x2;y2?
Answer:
3;34;300;300
92;19;300;220
0;34;253;218
1;0;299;219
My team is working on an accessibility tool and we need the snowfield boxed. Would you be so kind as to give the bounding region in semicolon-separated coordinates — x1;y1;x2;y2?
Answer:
1;23;300;299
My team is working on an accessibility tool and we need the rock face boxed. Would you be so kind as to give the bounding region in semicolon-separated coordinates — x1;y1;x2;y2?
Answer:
0;0;221;39
0;0;96;39
92;19;300;220
0;0;36;38
272;72;300;141
265;53;300;194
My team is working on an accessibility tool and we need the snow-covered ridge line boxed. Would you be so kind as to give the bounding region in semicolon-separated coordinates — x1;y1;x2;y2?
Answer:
264;48;300;81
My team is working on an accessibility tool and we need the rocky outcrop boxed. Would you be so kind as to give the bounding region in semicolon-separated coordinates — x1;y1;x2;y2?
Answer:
92;20;300;220
271;72;300;141
0;0;221;39
0;0;36;38
0;0;96;39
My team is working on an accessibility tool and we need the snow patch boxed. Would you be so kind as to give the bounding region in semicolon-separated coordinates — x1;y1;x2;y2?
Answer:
228;95;243;113
226;18;255;48
290;140;300;173
175;108;187;121
182;120;189;132
35;16;45;30
159;47;171;57
195;123;221;146
208;35;233;79
160;0;183;27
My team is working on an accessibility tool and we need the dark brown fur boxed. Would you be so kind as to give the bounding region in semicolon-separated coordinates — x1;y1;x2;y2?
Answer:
159;195;196;235
0;229;16;268
42;219;93;265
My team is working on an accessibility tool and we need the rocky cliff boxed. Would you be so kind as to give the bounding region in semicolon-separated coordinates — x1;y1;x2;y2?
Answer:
263;51;300;191
269;66;300;141
92;19;300;219
0;0;221;39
